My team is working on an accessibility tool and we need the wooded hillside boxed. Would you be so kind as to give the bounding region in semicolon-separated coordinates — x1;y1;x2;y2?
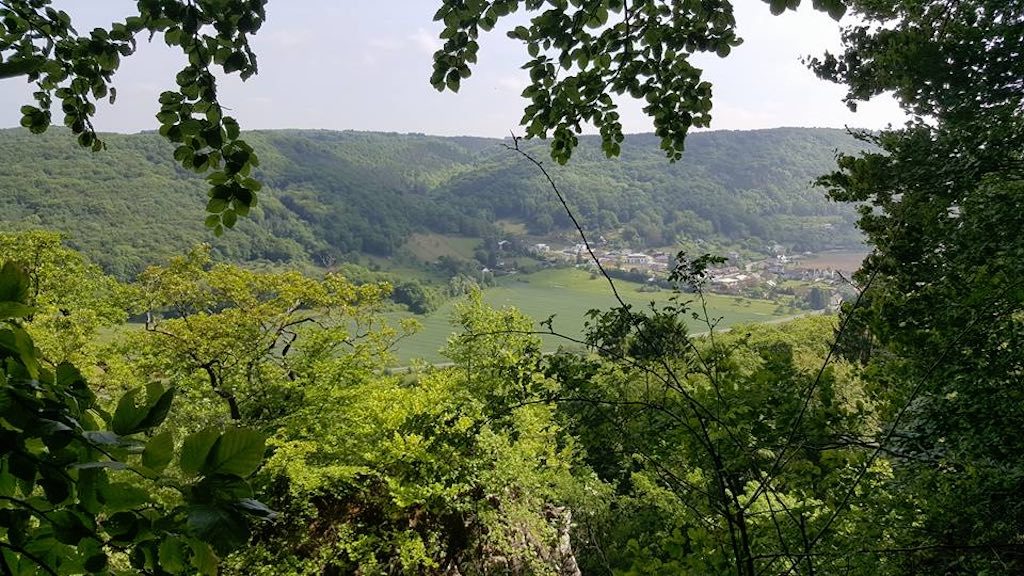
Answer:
0;127;867;277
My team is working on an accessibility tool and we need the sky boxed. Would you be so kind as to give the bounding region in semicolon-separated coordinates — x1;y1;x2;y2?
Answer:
0;1;907;137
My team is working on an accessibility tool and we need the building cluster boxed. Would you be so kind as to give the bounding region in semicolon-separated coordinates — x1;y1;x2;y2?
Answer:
706;255;842;293
530;242;672;271
528;242;847;301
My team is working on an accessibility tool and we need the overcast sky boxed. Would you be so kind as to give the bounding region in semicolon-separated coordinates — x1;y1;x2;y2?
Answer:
0;1;906;137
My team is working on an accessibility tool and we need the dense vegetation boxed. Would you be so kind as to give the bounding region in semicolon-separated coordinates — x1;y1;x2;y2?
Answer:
0;232;889;575
2;0;1021;574
0;127;867;278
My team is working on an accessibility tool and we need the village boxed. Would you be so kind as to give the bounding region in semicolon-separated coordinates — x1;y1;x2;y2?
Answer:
524;241;855;309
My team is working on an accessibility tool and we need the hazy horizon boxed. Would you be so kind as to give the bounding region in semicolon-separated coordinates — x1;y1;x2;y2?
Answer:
0;124;867;140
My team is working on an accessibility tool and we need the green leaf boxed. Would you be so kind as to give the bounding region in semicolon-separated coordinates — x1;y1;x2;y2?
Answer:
77;467;106;515
164;27;182;46
0;262;30;304
223;117;240;140
110;388;146;436
767;0;789;15
55;362;85;390
202;428;265;477
236;498;275;518
73;461;128;471
0;467;17;498
222;209;237;228
223;52;247;74
100;482;150;512
816;0;847;20
0;325;39;378
81;431;122;446
195;475;253;499
83;551;108;573
240;177;262;192
158;91;183;105
508;26;529;40
0;56;46;79
188;538;219;575
207;198;228;213
180;428;220;477
445;69;461;92
187;504;249;554
136;383;175;430
49;510;92;545
39;475;71;505
141;431;174;472
158;537;187;573
0;302;34;320
157;110;179;125
102;511;140;542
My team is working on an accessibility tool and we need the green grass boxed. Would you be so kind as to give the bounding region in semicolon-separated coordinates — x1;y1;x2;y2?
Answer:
401;233;480;262
93;268;798;367
495;219;528;235
387;267;796;365
94;321;145;345
798;250;868;274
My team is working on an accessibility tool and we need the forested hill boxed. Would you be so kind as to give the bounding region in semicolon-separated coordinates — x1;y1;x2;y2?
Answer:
0;127;867;277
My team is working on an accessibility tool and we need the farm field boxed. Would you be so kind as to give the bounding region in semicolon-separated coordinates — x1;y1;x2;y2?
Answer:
401;233;480;262
799;250;868;273
387;267;800;364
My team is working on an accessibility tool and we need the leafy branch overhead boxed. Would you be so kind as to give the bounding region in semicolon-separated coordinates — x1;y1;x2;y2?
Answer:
0;0;266;235
431;0;846;164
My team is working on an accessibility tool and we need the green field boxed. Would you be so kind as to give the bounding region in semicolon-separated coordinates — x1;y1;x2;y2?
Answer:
387;267;796;364
97;268;799;365
401;233;480;262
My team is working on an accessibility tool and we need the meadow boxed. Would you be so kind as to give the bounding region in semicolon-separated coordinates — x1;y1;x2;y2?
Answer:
798;250;869;273
387;267;799;364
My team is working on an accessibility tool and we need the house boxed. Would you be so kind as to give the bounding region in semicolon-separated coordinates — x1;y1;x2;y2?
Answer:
625;253;652;265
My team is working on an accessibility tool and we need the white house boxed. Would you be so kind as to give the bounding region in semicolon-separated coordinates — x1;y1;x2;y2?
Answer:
625;253;652;265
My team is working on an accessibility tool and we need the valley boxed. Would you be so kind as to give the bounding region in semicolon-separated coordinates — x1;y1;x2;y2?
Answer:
0;126;869;278
1;126;869;365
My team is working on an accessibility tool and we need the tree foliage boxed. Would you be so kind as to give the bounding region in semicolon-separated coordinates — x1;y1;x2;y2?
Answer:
1;0;266;233
110;244;402;426
87;255;594;575
533;256;884;575
234;294;593;574
0;230;126;366
433;0;845;163
811;0;1024;571
0;261;270;576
